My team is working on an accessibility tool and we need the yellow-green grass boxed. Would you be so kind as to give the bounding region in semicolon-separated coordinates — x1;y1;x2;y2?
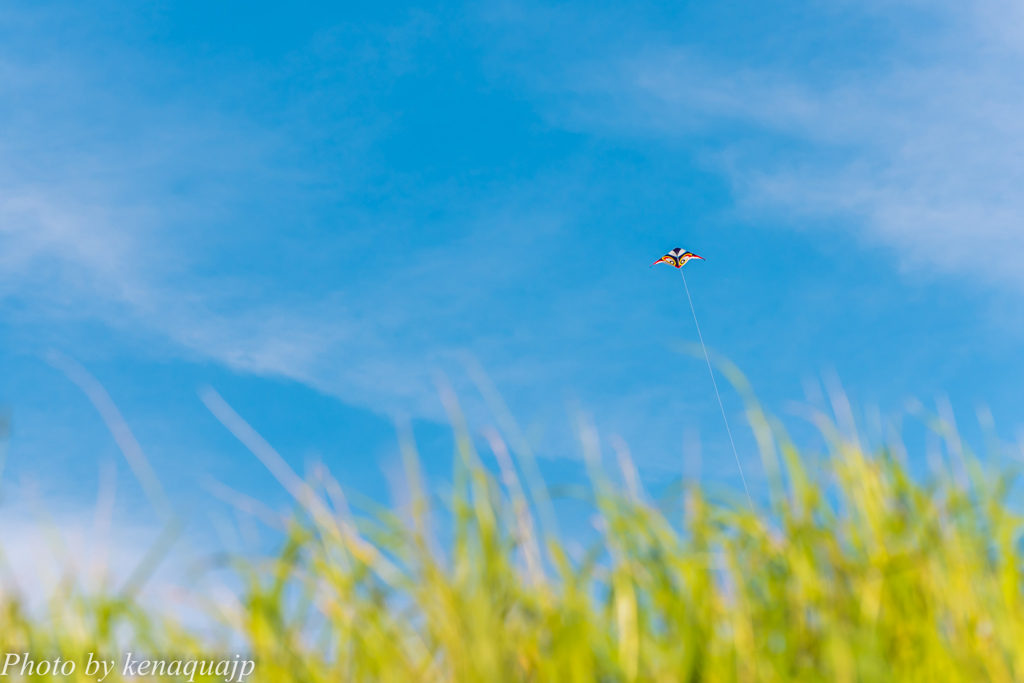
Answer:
1;377;1022;683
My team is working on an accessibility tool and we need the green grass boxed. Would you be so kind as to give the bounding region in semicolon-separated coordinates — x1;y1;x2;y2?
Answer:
1;375;1023;682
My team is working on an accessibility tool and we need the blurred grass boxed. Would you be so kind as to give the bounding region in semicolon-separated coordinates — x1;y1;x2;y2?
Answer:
2;377;1024;682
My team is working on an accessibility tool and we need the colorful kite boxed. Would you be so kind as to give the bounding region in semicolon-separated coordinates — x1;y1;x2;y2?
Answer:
653;247;753;510
650;247;705;269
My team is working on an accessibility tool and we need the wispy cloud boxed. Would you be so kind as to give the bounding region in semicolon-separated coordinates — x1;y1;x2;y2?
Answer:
516;0;1024;291
0;6;421;410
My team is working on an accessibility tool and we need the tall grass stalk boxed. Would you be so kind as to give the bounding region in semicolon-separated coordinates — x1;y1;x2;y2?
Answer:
1;381;1023;682
207;383;1024;682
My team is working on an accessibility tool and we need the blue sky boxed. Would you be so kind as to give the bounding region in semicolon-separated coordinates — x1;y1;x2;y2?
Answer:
2;0;1024;539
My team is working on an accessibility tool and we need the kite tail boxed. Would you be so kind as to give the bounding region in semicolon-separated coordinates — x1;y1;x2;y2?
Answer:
680;269;754;511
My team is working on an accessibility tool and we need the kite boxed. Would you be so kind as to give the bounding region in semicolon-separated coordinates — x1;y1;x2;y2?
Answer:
653;247;753;510
650;247;705;268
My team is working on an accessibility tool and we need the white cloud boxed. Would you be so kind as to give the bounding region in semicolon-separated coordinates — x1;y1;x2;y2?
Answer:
0;5;539;423
730;62;1024;288
541;1;1024;291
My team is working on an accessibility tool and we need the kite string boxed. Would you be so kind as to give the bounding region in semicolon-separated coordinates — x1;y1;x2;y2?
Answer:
680;269;754;511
